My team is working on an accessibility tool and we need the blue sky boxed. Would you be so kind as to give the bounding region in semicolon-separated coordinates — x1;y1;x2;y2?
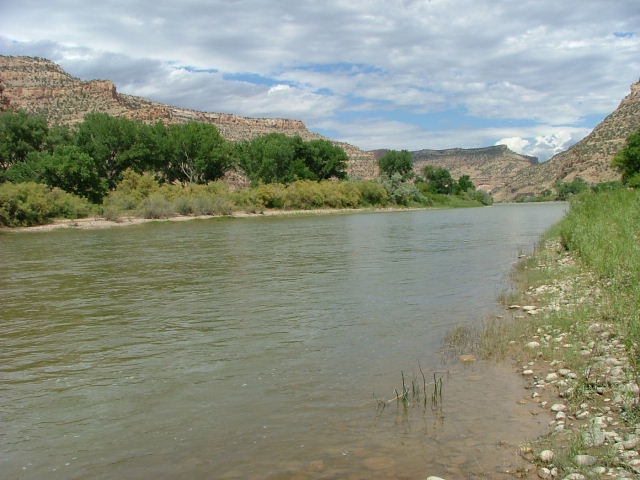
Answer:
1;0;639;161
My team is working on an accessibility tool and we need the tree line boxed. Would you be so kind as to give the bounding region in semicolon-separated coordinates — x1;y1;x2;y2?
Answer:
0;110;348;203
1;109;499;227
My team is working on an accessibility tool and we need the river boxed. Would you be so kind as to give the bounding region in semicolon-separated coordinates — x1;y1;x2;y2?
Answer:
1;203;566;479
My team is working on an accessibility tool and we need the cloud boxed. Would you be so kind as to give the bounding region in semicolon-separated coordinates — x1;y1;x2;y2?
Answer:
1;0;639;153
496;128;591;161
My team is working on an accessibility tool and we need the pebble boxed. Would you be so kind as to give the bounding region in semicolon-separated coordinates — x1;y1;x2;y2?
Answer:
574;454;597;466
550;403;566;412
526;341;541;349
538;467;552;479
539;450;554;462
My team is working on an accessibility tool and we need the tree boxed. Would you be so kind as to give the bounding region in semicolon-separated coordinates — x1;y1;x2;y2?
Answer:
41;146;106;203
0;110;49;171
612;129;640;185
555;177;588;200
457;174;475;192
298;139;348;180
6;146;106;203
377;150;414;178
238;133;303;184
422;165;456;194
74;112;150;189
164;121;231;183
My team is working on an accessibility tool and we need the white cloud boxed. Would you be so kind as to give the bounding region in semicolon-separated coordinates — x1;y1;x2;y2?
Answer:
0;0;639;153
496;128;590;161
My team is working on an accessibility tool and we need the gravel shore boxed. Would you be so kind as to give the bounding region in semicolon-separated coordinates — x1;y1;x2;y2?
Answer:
504;239;639;480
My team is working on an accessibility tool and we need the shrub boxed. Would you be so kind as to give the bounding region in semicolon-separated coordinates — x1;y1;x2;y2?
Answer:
322;181;361;208
356;180;389;206
283;180;326;209
253;183;286;208
138;193;174;219
0;182;92;227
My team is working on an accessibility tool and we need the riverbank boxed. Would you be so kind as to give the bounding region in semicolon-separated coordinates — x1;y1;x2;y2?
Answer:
478;190;640;479
3;206;434;232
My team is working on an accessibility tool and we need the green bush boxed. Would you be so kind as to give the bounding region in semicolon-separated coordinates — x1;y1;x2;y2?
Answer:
356;180;389;206
283;180;326;209
0;182;92;227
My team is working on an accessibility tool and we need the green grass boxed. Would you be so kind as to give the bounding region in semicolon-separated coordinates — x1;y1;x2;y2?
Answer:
470;188;640;478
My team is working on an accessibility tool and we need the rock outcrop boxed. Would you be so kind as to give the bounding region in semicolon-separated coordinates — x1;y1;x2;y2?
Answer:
0;55;378;179
502;81;640;199
371;145;537;201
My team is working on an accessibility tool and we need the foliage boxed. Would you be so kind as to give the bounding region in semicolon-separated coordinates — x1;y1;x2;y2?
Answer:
555;177;589;200
612;129;640;184
379;173;428;206
0;110;49;170
163;121;232;184
0;182;92;227
237;133;348;184
74;112;152;190
457;174;475;192
0;110;494;226
421;165;457;194
463;188;493;205
560;189;640;286
377;150;414;179
355;180;389;206
0;110;350;205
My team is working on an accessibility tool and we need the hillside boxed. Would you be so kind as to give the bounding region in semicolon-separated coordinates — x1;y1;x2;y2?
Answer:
501;81;640;199
0;55;378;179
2;56;637;200
371;145;538;201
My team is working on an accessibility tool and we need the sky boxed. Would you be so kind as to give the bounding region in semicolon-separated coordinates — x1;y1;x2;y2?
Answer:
1;1;638;161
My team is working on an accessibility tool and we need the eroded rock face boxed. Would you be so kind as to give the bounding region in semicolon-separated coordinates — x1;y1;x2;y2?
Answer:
0;55;378;179
503;81;640;199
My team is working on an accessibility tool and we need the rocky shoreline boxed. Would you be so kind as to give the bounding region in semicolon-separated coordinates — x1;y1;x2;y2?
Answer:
431;237;639;480
503;240;638;479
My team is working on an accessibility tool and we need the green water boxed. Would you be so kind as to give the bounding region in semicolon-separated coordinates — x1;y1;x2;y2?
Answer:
1;204;566;479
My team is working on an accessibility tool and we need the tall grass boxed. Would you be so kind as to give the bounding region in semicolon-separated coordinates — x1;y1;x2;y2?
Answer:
559;190;640;356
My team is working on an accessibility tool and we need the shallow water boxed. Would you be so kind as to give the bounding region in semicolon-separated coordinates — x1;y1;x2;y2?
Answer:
0;204;566;479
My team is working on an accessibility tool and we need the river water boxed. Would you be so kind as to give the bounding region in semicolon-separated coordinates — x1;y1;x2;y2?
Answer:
1;203;566;479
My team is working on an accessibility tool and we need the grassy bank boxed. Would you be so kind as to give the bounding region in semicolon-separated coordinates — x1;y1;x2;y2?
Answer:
463;189;640;478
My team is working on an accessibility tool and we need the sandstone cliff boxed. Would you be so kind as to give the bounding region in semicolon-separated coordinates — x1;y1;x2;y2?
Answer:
0;56;378;179
500;81;640;199
2;56;637;199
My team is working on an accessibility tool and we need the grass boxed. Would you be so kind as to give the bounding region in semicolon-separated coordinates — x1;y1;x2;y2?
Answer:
471;188;640;477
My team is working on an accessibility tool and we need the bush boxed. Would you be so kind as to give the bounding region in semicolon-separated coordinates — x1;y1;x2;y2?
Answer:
356;180;389;206
253;183;287;209
0;182;92;227
283;180;326;209
138;193;174;219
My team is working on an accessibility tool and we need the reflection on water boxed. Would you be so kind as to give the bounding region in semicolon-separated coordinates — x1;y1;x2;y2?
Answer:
0;204;566;479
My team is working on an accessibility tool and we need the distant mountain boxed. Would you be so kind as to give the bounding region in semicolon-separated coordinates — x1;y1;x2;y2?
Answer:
2;56;637;200
502;81;640;199
0;55;378;179
372;81;639;201
371;145;538;201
